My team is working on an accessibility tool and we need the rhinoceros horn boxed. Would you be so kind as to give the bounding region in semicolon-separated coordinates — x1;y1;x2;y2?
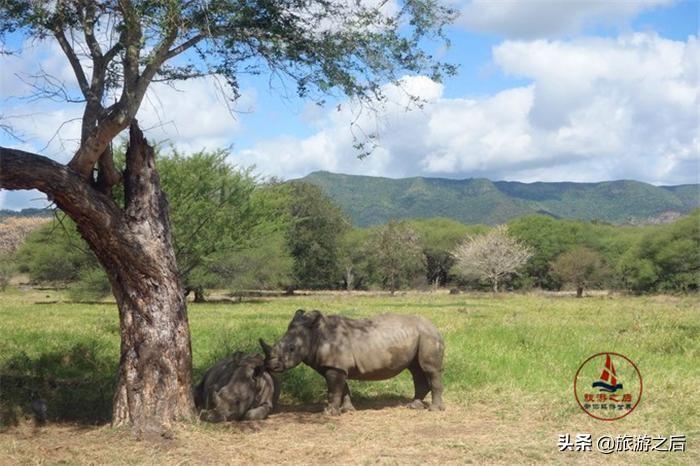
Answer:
259;338;272;357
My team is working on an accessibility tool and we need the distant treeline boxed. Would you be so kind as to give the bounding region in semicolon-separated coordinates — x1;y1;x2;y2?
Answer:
0;208;52;218
1;149;698;299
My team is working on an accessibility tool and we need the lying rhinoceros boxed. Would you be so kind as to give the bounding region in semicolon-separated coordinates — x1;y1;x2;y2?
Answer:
260;309;444;415
194;351;279;422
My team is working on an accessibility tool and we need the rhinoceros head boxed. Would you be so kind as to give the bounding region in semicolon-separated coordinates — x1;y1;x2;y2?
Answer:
198;352;267;422
222;354;267;420
260;309;322;372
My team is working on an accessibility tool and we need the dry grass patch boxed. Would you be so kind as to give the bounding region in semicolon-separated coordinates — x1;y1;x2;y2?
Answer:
2;401;698;465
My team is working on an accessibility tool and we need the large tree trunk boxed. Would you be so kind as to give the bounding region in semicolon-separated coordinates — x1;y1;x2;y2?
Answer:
0;122;195;437
103;124;194;436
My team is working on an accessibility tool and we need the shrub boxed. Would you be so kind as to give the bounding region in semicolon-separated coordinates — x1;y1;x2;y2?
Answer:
67;268;111;302
0;260;13;291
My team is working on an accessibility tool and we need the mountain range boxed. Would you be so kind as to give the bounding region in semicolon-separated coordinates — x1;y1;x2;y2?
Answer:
300;171;700;227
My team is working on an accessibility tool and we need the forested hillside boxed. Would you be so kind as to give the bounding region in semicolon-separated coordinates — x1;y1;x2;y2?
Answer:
301;171;700;226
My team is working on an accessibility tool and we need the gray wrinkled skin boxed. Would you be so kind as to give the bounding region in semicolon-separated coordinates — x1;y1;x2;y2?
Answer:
194;352;280;422
261;309;445;415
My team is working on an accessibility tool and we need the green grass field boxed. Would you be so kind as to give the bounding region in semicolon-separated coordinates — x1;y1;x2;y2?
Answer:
1;288;699;463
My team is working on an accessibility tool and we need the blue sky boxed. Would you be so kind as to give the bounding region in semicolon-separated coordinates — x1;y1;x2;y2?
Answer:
1;0;699;210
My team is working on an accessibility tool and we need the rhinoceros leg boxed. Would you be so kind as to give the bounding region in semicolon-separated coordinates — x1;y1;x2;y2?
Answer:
323;369;346;415
426;371;445;411
200;407;226;423
243;404;271;421
407;361;429;409
341;383;355;412
417;334;445;411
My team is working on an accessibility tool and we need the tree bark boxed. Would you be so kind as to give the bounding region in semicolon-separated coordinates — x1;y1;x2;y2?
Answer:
0;122;195;437
108;123;194;436
576;286;583;298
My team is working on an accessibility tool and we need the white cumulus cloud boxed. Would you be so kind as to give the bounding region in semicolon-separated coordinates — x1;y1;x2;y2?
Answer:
137;76;254;153
233;33;700;185
457;0;677;38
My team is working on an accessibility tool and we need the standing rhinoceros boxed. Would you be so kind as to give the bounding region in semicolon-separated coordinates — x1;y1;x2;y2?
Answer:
260;309;444;415
194;351;279;422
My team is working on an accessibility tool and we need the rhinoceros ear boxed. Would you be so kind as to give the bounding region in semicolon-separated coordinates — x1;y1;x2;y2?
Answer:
304;310;323;327
294;309;305;319
259;338;272;357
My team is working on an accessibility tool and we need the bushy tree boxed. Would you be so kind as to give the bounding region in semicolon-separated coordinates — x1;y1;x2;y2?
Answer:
508;216;591;288
0;261;12;291
407;218;489;288
67;267;112;302
452;225;532;292
338;228;373;290
550;246;608;297
158;150;281;301
285;182;350;289
618;211;700;293
199;230;294;292
16;218;99;283
366;220;425;294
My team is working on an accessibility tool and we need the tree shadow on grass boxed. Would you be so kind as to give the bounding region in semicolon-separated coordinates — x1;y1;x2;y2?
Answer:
350;394;413;410
276;394;412;414
271;394;414;425
0;341;116;428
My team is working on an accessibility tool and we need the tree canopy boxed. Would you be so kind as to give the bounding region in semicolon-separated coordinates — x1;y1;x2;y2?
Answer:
1;0;456;186
550;246;608;297
618;211;700;293
285;181;349;289
367;220;425;294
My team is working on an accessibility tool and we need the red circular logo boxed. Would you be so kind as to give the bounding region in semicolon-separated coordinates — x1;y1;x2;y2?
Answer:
574;352;642;421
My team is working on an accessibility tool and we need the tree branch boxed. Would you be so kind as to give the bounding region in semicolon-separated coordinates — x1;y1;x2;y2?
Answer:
0;147;121;227
104;41;123;63
67;0;141;179
138;16;180;96
164;33;204;60
53;28;90;98
96;145;122;193
80;2;103;60
68;108;129;178
119;0;141;90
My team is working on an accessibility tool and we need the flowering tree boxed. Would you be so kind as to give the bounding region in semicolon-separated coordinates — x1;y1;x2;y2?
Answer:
452;225;532;292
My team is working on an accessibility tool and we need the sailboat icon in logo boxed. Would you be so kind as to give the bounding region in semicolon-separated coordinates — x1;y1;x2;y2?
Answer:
592;354;624;392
